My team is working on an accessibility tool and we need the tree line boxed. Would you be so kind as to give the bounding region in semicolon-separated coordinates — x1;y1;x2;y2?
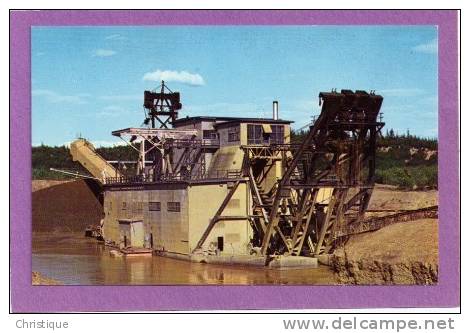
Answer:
33;129;437;189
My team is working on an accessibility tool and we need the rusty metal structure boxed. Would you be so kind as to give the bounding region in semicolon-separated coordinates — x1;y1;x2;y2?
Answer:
116;88;385;258
111;81;220;182
110;127;222;183
143;80;182;129
241;89;384;257
335;205;438;239
75;82;388;262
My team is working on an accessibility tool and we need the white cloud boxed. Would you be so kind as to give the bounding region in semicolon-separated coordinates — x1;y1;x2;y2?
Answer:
105;34;127;41
32;89;89;104
92;49;116;57
143;69;205;86
412;38;438;54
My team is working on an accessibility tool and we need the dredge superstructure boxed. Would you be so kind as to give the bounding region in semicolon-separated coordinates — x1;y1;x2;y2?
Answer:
71;82;384;266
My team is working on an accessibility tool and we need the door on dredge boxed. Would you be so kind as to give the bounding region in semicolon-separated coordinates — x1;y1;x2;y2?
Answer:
217;236;224;252
118;219;145;248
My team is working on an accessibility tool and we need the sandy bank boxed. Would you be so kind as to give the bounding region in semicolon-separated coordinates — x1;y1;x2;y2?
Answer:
369;184;438;211
332;218;438;285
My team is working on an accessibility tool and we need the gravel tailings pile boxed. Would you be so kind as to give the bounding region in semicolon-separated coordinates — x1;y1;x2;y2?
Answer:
32;179;103;232
332;219;438;285
368;184;438;211
32;180;71;192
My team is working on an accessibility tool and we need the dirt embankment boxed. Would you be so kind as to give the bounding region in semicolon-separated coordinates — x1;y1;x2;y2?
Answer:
32;180;71;192
368;184;438;211
332;185;438;285
332;219;438;285
32;179;103;232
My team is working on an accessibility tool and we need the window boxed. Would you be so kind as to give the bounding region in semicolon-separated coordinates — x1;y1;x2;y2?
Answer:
148;201;161;211
228;126;240;142
134;201;143;214
247;124;284;144
271;125;285;144
167;202;181;212
247;124;263;144
203;130;217;140
121;201;127;210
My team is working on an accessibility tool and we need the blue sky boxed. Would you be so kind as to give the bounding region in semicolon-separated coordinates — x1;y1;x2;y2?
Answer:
32;26;438;147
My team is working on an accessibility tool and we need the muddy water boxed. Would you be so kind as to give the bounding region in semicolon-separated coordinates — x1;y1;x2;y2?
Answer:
32;233;337;285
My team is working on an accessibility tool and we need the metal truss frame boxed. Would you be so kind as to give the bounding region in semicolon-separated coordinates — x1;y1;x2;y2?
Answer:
246;90;385;257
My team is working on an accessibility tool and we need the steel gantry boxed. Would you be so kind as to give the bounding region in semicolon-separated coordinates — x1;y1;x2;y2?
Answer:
242;89;384;257
110;86;385;261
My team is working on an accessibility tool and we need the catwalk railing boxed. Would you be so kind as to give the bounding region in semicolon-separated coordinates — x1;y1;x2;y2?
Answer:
104;169;243;184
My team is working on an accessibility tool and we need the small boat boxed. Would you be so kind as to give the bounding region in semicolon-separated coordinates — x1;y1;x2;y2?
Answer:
84;225;102;239
120;247;153;257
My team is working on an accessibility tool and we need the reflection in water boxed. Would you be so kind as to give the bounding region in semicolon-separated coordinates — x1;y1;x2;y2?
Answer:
32;233;337;285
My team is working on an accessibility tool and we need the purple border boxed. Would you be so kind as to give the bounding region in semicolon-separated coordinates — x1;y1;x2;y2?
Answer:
10;10;459;312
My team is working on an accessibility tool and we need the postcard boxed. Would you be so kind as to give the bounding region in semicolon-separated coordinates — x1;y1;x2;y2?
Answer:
10;9;459;312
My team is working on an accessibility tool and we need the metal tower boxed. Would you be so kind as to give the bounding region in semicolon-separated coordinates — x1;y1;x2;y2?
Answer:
143;80;182;129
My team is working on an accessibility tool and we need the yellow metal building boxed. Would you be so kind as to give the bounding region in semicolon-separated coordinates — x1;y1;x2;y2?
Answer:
101;117;292;256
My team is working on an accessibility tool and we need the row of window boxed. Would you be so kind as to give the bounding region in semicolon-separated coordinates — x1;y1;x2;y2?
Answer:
121;201;181;212
205;124;286;144
247;124;285;145
148;201;181;212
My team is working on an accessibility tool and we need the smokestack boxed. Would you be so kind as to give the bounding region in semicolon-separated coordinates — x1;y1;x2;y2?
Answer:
273;101;279;120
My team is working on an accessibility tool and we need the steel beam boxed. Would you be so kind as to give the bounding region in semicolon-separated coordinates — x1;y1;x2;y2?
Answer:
193;180;241;251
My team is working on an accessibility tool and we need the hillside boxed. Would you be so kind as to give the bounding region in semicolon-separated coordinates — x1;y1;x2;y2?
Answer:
32;143;138;180
292;130;438;189
33;130;437;189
